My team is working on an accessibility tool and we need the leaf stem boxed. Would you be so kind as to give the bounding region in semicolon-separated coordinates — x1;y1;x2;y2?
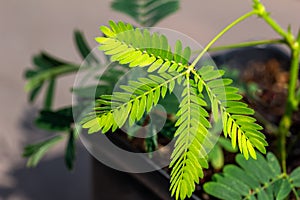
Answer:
25;64;90;92
278;48;299;173
243;173;286;200
190;10;257;69
43;78;55;110
208;39;284;52
292;186;300;200
191;39;284;55
103;71;187;116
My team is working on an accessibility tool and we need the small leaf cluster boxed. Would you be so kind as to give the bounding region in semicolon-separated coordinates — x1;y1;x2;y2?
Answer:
111;0;179;27
23;31;97;170
204;152;300;200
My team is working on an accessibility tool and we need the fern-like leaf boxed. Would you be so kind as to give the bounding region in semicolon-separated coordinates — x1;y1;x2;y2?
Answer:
111;0;179;26
82;72;181;134
170;76;211;199
95;20;191;73
193;66;267;159
204;152;300;200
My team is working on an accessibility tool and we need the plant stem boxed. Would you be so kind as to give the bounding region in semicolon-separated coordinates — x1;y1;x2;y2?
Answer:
191;39;284;55
278;49;300;173
208;39;284;52
190;10;257;69
44;78;55;110
25;64;90;92
253;1;300;173
292;186;300;200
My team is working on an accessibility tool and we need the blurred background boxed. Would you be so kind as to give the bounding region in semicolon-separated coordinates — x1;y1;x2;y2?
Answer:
0;0;299;199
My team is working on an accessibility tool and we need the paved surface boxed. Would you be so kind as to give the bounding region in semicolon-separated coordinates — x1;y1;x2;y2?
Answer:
0;0;300;199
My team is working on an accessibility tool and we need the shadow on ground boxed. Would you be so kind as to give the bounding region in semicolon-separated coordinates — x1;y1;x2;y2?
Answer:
0;148;91;200
0;108;161;200
0;108;92;200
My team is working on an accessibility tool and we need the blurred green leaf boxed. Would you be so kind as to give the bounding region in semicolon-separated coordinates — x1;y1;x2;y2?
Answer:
23;135;63;167
208;137;237;170
290;167;300;187
35;107;74;131
209;144;224;170
28;83;43;103
25;64;79;92
276;179;292;200
74;30;98;64
43;78;56;110
111;0;179;26
218;136;238;153
204;182;241;200
65;129;76;170
24;51;73;103
33;52;67;69
72;85;111;99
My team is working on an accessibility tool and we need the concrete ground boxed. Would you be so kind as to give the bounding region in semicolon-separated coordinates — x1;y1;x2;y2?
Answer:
0;0;300;199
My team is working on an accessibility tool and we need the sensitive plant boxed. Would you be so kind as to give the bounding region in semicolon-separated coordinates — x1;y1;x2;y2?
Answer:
23;0;300;199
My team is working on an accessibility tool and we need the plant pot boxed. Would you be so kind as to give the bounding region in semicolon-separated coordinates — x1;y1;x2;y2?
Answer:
90;131;201;200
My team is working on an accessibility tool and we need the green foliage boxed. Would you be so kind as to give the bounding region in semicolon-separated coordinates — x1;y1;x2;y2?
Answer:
169;76;210;199
24;31;95;98
74;30;99;64
23;31;96;170
81;21;268;200
23;136;63;167
96;20;191;72
208;137;238;170
195;65;267;159
24;51;68;109
35;107;74;131
111;0;179;26
65;129;76;170
290;167;300;188
72;63;127;99
82;71;178;133
204;152;300;200
23;1;300;199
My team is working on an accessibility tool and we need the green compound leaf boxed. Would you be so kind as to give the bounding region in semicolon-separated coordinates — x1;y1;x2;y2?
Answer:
170;77;210;200
96;20;191;73
194;66;267;160
204;152;300;200
111;0;179;26
82;72;180;134
24;51;69;105
35;107;74;131
74;30;98;64
23;135;63;167
290;167;300;187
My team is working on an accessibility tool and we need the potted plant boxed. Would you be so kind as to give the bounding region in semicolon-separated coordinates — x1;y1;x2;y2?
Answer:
23;0;300;199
